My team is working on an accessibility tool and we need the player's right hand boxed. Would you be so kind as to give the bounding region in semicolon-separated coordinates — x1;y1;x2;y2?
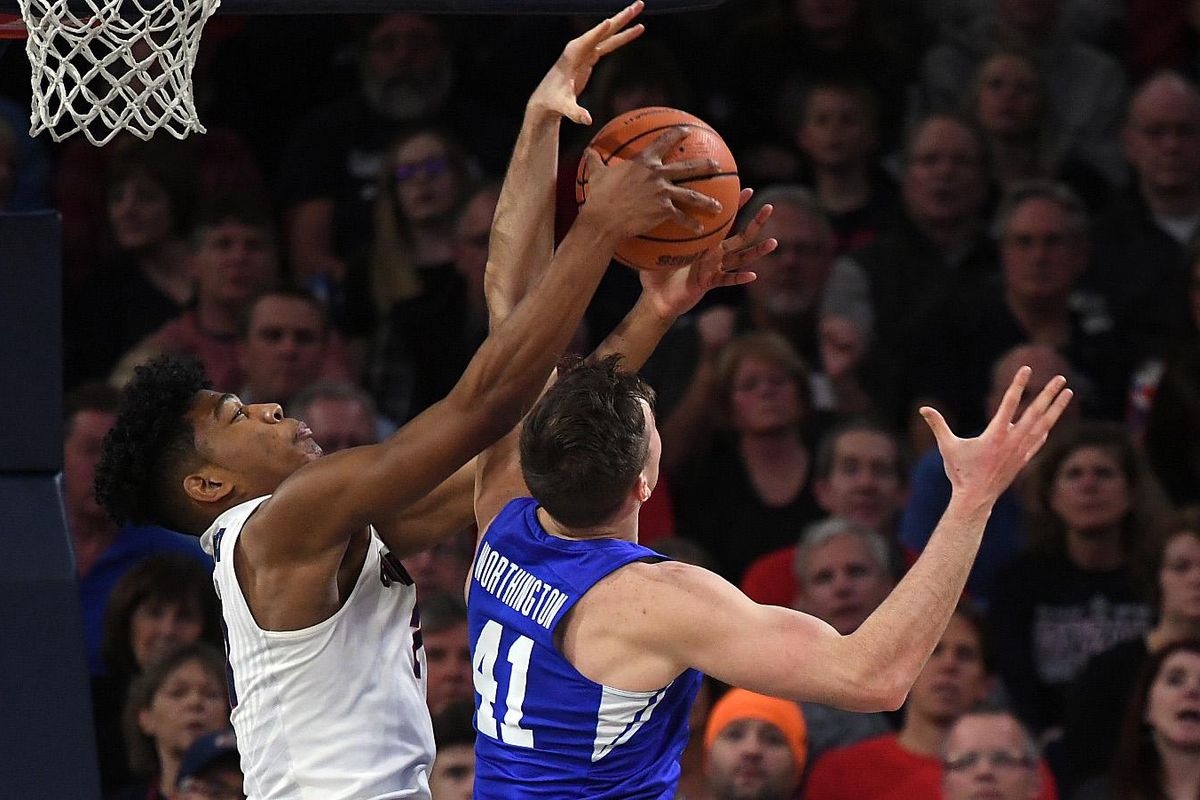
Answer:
580;128;722;241
528;0;645;125
923;366;1073;507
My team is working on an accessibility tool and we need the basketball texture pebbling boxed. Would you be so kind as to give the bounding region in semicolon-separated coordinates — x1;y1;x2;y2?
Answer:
575;106;740;271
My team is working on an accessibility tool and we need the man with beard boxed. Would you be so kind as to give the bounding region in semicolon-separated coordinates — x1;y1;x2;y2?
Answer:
279;14;495;292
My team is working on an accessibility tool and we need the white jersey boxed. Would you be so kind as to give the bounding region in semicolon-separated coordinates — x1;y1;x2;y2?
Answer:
200;496;433;800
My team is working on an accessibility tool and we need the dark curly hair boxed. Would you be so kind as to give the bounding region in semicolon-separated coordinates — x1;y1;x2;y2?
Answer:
519;355;655;529
95;356;211;534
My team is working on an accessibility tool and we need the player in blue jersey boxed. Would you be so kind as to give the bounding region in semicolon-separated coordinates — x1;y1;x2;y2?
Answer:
466;324;1073;796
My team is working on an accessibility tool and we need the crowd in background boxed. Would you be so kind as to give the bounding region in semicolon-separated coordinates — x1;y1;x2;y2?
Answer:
6;0;1200;797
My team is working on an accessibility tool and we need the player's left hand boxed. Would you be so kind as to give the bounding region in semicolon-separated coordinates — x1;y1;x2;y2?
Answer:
639;188;775;321
528;0;645;125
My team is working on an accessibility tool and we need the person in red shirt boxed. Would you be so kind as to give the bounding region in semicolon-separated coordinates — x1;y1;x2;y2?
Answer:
805;604;1058;800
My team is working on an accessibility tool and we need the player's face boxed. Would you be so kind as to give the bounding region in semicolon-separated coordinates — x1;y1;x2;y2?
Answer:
1159;533;1200;623
729;358;803;435
304;397;378;454
240;297;326;403
63;409;117;518
1001;198;1086;305
137;659;228;758
1146;650;1200;749
816;431;904;533
424;621;473;716
189;390;324;497
747;205;835;317
107;171;174;252
908;613;989;725
975;54;1041;138
1048;446;1131;534
191;222;278;309
705;718;798;800
942;716;1039;800
903;119;986;230
795;533;891;634
428;742;474;800
130;596;205;669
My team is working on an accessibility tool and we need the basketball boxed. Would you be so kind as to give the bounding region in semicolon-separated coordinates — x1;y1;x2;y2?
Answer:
575;106;740;271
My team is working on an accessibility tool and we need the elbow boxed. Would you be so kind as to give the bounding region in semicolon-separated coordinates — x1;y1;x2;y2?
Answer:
838;659;912;713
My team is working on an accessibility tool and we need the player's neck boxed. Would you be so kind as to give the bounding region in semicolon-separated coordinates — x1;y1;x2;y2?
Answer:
535;506;638;544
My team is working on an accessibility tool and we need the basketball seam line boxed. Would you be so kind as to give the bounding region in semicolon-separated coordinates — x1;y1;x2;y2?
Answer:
601;122;713;164
630;209;739;243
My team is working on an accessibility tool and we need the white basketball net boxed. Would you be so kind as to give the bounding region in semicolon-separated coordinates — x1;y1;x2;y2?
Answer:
17;0;220;145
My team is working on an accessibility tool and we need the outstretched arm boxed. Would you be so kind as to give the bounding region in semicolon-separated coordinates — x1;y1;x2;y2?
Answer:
253;124;719;579
485;1;646;329
632;368;1073;708
363;5;648;550
473;195;777;537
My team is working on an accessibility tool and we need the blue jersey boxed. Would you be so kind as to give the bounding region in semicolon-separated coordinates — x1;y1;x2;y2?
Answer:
468;498;702;799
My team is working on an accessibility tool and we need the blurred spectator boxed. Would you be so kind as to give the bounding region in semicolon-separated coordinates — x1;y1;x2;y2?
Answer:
111;643;230;800
93;555;222;793
55;131;264;294
0;95;51;211
649;186;871;438
65;384;208;680
740;421;908;607
280;15;470;290
289;379;387;454
669;332;824;584
899;345;1081;609
402;529;475;599
65;141;197;389
113;195;279;391
1087;72;1200;362
1143;241;1200;505
420;592;472;717
805;605;994;799
962;48;1111;209
430;700;475;800
940;708;1044;800
236;287;352;407
847;113;996;433
676;674;718;800
719;0;920;170
904;180;1130;432
1059;507;1200;794
364;159;488;424
175;729;244;800
988;422;1165;733
1072;639;1200;799
703;688;807;800
788;518;896;770
793;76;898;254
921;0;1127;186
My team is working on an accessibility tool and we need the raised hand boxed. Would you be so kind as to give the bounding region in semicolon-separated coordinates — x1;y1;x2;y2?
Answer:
638;189;776;321
581;127;722;240
528;0;645;124
922;366;1073;506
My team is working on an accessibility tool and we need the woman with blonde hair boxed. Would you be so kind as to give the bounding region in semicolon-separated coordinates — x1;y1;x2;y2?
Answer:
670;331;823;583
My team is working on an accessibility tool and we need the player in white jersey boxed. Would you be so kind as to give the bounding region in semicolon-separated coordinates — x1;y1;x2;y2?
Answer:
92;5;741;797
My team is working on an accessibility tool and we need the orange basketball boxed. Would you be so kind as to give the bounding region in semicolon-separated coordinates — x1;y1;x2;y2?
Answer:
575;106;740;271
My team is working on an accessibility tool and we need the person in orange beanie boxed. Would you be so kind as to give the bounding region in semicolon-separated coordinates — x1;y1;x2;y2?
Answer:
703;689;807;800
